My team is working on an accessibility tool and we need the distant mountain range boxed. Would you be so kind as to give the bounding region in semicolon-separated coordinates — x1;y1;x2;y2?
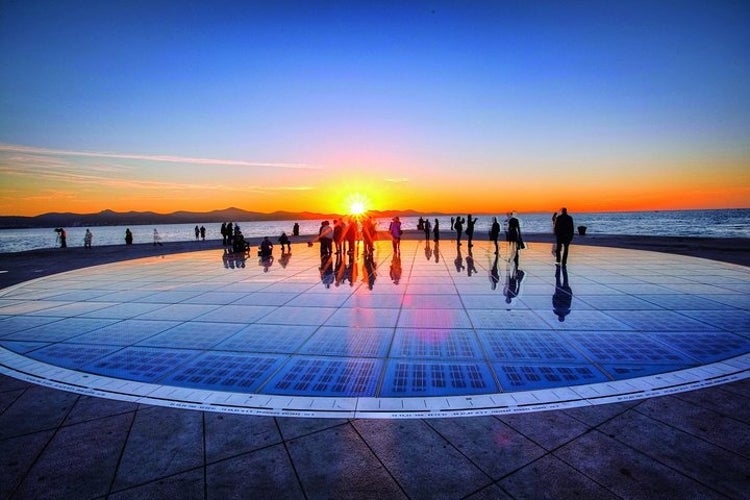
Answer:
0;207;431;229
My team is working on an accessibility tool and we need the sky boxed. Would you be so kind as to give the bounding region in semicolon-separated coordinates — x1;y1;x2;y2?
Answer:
1;0;749;216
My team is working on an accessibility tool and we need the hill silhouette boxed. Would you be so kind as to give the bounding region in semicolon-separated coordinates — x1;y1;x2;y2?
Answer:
0;207;431;229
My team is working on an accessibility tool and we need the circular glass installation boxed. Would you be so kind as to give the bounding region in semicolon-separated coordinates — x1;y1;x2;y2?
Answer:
1;240;748;418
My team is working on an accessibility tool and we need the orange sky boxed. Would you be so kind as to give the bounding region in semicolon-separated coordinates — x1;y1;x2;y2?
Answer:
0;145;748;216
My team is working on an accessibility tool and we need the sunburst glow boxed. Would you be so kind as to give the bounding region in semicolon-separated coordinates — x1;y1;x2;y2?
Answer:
349;200;366;215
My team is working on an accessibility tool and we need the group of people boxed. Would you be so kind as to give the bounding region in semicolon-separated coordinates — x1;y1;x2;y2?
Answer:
309;216;378;258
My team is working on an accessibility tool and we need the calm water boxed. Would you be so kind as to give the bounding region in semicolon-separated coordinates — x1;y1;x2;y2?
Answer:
1;209;747;253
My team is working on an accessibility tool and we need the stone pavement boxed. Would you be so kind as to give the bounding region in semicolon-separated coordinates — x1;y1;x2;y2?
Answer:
2;374;748;499
1;239;749;498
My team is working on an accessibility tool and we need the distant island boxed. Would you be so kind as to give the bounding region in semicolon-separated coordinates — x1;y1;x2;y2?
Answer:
0;207;436;229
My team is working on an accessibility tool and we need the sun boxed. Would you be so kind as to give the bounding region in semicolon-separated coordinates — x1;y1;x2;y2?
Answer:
349;200;366;216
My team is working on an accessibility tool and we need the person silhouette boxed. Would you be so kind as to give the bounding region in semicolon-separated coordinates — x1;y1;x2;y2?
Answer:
454;216;464;246
454;246;465;273
363;252;377;289
466;214;477;247
390;253;402;284
125;228;133;245
292;222;300;237
489;216;500;255
278;232;291;253
388;217;402;255
489;253;500;290
194;225;200;240
153;228;163;246
503;260;525;305
506;212;521;267
433;218;440;242
84;229;93;249
319;255;334;288
552;265;572;321
554;207;575;266
423;218;431;241
200;226;206;241
466;248;477;276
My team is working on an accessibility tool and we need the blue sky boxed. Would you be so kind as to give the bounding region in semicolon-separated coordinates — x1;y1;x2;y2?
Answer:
1;1;748;215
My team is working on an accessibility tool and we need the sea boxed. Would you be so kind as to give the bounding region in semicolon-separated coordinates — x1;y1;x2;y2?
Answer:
0;209;747;254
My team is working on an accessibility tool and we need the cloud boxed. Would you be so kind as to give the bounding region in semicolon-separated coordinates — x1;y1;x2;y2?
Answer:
0;144;320;170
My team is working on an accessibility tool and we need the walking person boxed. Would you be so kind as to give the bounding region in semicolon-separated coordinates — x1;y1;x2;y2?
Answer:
506;212;522;267
554;207;575;266
489;216;500;254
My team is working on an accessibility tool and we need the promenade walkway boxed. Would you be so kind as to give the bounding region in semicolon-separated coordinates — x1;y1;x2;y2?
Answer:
1;239;748;498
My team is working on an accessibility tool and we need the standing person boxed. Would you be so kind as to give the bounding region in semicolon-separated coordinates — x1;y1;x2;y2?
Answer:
310;220;333;257
454;216;464;246
84;229;93;249
489;216;500;254
125;228;133;245
292;222;300;237
554;207;575;266
388;216;402;254
433;218;440;242
423;217;431;241
506;212;522;267
55;228;67;248
153;228;163;246
551;212;558;256
221;223;228;245
194;225;200;240
466;214;477;247
361;217;376;256
200;226;206;241
345;217;358;255
333;219;344;254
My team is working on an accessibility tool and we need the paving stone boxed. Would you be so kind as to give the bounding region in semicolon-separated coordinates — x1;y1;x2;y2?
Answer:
497;409;591;451
426;416;546;479
599;409;750;498
0;429;54;498
353;419;491;499
110;467;204;500
499;455;619;499
13;413;132;499
0;385;79;439
112;406;204;490
554;429;723;498
288;423;406;498
204;413;282;463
